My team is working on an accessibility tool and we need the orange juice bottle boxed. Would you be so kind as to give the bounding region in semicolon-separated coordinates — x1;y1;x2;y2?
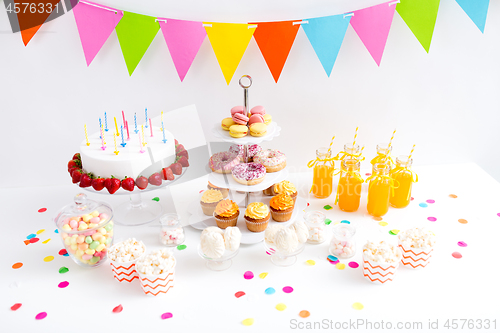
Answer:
311;148;334;198
390;156;414;208
366;163;391;217
337;159;363;212
370;143;392;166
342;143;360;159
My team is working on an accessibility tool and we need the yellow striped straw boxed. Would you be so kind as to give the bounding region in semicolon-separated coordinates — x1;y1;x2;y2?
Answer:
408;144;416;159
388;129;396;148
327;135;336;152
352;127;359;146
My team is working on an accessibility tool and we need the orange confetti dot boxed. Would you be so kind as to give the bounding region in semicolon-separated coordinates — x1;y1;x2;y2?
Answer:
372;216;383;221
449;194;458;198
23;240;30;245
458;219;468;224
299;310;310;318
12;262;23;269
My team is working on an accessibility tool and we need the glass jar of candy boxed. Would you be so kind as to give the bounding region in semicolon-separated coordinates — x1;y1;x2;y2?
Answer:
303;210;327;244
329;223;356;259
54;193;114;267
159;213;185;246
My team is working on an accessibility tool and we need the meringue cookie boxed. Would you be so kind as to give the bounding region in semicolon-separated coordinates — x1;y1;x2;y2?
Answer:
201;231;225;259
275;228;299;254
291;220;309;243
265;224;285;245
223;227;242;252
202;226;224;237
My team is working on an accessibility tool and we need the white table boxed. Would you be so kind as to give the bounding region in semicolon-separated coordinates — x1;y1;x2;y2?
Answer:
2;163;499;332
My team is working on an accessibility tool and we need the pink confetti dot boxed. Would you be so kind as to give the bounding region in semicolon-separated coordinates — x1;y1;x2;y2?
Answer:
35;312;47;320
426;199;435;204
328;259;340;265
38;208;47;213
161;312;173;320
283;286;294;293
199;190;204;193
427;217;437;222
243;271;254;280
410;197;414;201
458;241;467;247
497;213;500;217
58;281;69;288
348;261;359;268
452;252;462;259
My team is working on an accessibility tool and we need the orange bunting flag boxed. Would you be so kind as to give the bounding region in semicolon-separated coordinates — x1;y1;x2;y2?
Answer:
252;20;301;83
15;0;63;46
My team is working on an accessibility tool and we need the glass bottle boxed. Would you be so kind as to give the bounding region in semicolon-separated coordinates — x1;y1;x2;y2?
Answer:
159;213;185;246
311;147;334;199
329;223;356;259
337;159;362;212
367;163;391;217
390;156;414;208
371;143;392;166
343;143;360;159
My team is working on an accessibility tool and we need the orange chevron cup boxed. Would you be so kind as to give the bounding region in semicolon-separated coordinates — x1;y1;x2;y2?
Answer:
108;239;147;283
109;256;143;283
399;243;433;269
138;260;176;296
362;240;401;284
397;227;435;269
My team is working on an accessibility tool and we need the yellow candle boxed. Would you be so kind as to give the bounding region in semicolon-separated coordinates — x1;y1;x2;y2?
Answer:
113;133;119;155
160;111;163;130
142;124;147;145
84;124;89;146
114;117;119;135
101;124;106;145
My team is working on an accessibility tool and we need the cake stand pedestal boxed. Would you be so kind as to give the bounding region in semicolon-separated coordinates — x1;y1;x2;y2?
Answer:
114;193;163;226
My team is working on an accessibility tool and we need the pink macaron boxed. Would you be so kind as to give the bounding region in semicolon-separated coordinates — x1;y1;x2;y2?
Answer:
231;106;246;116
248;114;264;126
250;105;265;116
232;113;249;125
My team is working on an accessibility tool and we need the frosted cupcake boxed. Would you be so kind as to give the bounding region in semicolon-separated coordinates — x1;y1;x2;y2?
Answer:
213;199;239;229
207;181;229;199
269;194;295;222
244;202;270;232
273;180;298;202
200;189;224;216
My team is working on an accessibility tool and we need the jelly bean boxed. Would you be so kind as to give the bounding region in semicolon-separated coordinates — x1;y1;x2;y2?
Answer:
92;233;102;241
104;224;113;232
90;217;100;224
99;213;109;220
89;241;100;250
82;214;92;223
70;244;78;251
62;224;71;231
78;243;89;251
78;222;88;231
76;236;85;244
76;249;84;257
82;254;92;260
61;233;68;239
70;216;80;222
85;236;93;244
85;249;96;255
69;220;78;229
98;228;107;235
90;256;100;264
96;244;105;252
64;237;72;246
106;238;112;245
88;223;97;229
70;237;78;245
91;211;100;217
86;230;96;235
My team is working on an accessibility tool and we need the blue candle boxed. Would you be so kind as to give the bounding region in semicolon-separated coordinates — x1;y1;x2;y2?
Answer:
161;121;167;143
134;113;138;134
145;108;148;128
104;112;109;131
120;125;126;147
99;118;102;138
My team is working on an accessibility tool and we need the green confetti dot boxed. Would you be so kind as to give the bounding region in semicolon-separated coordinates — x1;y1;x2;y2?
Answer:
177;244;187;250
324;218;332;225
389;229;400;235
59;267;69;274
152;197;160;202
323;205;333;210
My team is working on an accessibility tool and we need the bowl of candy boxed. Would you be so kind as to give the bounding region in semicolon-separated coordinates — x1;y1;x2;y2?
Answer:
54;193;114;267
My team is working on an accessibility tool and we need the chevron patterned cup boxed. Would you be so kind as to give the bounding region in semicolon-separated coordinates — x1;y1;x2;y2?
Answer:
138;260;176;296
362;249;401;284
399;243;433;269
109;255;144;283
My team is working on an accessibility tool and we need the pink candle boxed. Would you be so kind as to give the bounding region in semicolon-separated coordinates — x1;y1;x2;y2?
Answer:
100;125;106;150
125;120;130;141
149;119;153;137
122;110;126;127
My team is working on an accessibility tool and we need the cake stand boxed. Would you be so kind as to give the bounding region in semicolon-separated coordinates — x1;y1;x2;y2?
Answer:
264;241;305;267
198;244;239;271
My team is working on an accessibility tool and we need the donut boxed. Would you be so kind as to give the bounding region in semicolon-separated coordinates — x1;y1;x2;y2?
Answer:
229;144;262;162
253;149;286;173
209;151;240;174
231;162;266;185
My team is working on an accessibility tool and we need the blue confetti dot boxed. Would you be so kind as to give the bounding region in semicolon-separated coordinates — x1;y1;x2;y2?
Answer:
328;255;338;262
419;203;428;208
55;229;59;233
265;287;276;295
341;220;350;224
27;234;36;240
63;253;69;257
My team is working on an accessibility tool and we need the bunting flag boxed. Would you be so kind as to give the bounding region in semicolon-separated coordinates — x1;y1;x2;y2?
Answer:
16;0;62;46
73;2;123;66
350;1;397;66
455;0;489;33
115;11;160;76
301;14;351;77
204;23;256;84
159;19;206;82
252;20;301;83
396;0;441;53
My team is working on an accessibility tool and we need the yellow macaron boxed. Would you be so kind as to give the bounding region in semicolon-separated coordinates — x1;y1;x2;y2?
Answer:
249;123;267;137
229;125;248;138
263;114;272;125
221;117;236;131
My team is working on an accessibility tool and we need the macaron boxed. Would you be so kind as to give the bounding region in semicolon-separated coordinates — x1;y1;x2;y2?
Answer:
263;114;272;125
221;117;236;131
250;105;266;116
248;114;264;126
229;125;248;138
231;106;246;116
249;123;267;137
232;112;249;125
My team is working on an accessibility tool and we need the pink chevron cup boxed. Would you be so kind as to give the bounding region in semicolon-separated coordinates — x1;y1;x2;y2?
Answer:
362;250;401;284
399;243;433;269
138;260;176;296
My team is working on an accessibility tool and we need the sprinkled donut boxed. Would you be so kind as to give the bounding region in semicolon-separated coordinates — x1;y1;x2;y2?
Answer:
209;151;240;174
253;149;286;173
229;144;262;162
232;162;266;185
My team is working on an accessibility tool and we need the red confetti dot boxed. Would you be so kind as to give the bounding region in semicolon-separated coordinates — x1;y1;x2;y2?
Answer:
426;199;435;204
29;238;39;244
58;249;68;256
58;281;69;288
365;173;371;176
113;305;123;313
199;190;204;193
11;303;22;311
306;202;310;206
12;262;23;269
283;286;294;293
427;217;437;222
35;312;47;320
410;197;414;201
348;261;359;268
452;252;462;259
38;208;47;213
243;271;254;280
235;291;246;298
161;312;173;320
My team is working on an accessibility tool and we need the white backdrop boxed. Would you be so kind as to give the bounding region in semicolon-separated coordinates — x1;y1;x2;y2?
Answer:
1;0;500;188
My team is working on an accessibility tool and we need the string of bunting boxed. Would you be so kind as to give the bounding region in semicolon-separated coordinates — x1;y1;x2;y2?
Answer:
18;0;491;84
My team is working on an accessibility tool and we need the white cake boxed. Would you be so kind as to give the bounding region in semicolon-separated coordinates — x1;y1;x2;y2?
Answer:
80;126;176;179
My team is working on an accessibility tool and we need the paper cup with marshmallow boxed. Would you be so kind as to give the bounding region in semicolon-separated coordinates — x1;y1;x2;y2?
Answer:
136;249;176;296
108;238;146;283
398;228;436;269
362;240;402;284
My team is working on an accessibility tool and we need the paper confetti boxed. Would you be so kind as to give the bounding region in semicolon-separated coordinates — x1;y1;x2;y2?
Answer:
23;240;30;245
38;208;47;213
365;173;371;176
299;310;310;318
352;302;364;310
389;229;400;235
378;221;388;226
161;312;173;320
323;205;333;210
458;219;468;224
27;234;36;240
59;267;69;274
36;229;45;234
341;220;350;224
372;216;383;221
348;261;359;268
59;249;68;256
58;281;69;288
449;194;458;198
29;238;39;244
328;259;340;265
427;217;437;222
305;260;316;266
44;256;54;262
265;287;276;295
411;197;414;201
177;244;187;250
452;252;462;259
244;271;254;280
35;312;47;320
242;318;254;326
12;262;23;269
235;291;246;298
324;218;332;225
113;305;123;313
336;263;346;270
306;202;310;206
11;303;22;311
42;239;51;244
275;303;287;311
327;255;338;262
497;213;500;217
152;197;160;202
426;199;435;204
419;203;428;208
54;229;59;233
457;241;467;247
283;286;294;293
259;272;268;279
199;189;204;193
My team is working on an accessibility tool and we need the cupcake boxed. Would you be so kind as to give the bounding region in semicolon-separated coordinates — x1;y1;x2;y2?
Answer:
213;199;240;229
200;189;224;216
273;181;298;202
262;184;276;196
270;194;295;222
244;202;270;232
207;181;229;198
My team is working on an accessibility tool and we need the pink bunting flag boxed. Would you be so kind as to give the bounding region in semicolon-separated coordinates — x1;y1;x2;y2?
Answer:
73;1;123;66
159;18;207;82
350;1;397;66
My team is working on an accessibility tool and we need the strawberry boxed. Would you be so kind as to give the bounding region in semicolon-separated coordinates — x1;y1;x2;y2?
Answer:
170;163;182;175
175;144;185;154
68;159;81;172
104;177;121;194
162;167;174;181
177;156;189;167
121;177;135;192
174;139;178;146
91;177;105;191
73;153;81;160
71;169;82;184
79;173;92;188
177;149;189;159
148;172;162;186
136;176;148;190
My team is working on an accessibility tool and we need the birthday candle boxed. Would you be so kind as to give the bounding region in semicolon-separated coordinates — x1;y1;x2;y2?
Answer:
120;125;126;147
84;124;89;146
104;112;108;132
149;119;153;137
134;113;138;134
161;121;167;143
145;108;148;128
125;120;130;141
122;110;126;127
114;117;119;135
99;118;102;138
100;124;106;150
142;125;147;145
113;132;119;155
101;123;106;145
160;111;163;130
139;132;145;154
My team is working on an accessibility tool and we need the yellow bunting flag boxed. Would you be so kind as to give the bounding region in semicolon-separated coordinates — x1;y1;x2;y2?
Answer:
204;23;256;84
